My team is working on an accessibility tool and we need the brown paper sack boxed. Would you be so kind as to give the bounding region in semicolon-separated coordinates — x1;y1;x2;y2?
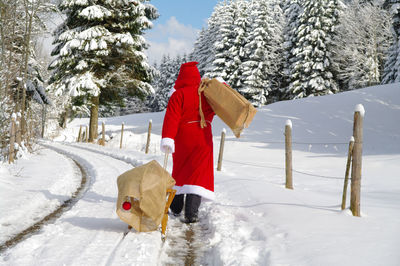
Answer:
199;78;257;138
116;160;175;232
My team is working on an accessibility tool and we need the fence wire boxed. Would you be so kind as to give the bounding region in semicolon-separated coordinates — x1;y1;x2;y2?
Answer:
223;159;346;180
226;139;348;145
220;134;354;180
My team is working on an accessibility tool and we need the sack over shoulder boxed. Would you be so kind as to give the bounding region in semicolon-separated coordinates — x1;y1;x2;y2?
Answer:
199;78;257;138
116;160;175;232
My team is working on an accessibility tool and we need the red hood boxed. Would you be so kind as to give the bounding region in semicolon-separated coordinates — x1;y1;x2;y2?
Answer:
174;61;201;90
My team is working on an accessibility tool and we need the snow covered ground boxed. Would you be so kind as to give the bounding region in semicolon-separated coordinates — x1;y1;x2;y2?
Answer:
1;83;399;265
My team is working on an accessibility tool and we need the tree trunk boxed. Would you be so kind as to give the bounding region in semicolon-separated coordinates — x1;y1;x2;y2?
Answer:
4;3;17;99
89;95;99;142
60;109;68;129
20;0;35;139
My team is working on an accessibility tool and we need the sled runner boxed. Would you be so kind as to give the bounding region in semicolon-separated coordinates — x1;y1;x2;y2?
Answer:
116;152;176;237
198;78;257;138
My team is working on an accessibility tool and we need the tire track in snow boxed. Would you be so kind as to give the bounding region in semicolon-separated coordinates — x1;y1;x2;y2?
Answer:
0;156;88;254
38;141;214;265
0;143;141;265
103;227;131;265
58;141;215;265
47;141;144;167
39;142;136;265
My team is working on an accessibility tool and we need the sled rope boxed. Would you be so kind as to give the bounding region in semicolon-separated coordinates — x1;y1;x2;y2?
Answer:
161;150;176;236
198;81;208;129
163;151;169;170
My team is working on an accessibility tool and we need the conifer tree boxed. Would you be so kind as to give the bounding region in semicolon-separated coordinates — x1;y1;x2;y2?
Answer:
263;0;285;102
333;0;392;90
192;2;224;76
282;0;304;98
0;0;54;154
208;1;236;80
227;0;250;90
287;0;339;99
49;0;158;141
382;0;400;83
26;55;52;105
149;54;185;111
239;0;283;106
191;28;210;76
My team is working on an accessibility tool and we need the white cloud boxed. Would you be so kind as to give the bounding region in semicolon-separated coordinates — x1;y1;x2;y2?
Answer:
145;16;200;65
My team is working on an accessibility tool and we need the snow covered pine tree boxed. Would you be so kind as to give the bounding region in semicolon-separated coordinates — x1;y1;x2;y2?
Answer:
49;0;158;141
287;0;340;99
332;0;392;90
149;54;187;112
239;0;284;106
282;0;303;97
191;2;224;76
382;0;400;83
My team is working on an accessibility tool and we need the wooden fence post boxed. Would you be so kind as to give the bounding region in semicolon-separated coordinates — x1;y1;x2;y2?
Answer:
77;125;82;142
9;117;16;164
145;119;152;154
16;113;21;147
41;104;46;138
217;128;226;171
85;126;88;143
101;122;105;146
26;120;32;151
285;120;293;189
350;104;365;217
341;137;355;210
120;122;124;149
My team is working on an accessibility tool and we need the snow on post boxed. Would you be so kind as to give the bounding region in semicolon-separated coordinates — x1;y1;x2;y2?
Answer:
350;105;365;216
285;120;293;189
217;128;226;171
355;104;365;117
286;119;292;128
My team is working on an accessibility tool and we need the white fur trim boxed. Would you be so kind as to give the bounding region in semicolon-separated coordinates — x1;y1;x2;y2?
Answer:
173;185;215;201
160;137;175;153
168;87;176;97
216;77;226;84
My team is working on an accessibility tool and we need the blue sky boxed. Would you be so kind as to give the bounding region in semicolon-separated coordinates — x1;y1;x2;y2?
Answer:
145;0;220;65
150;0;220;29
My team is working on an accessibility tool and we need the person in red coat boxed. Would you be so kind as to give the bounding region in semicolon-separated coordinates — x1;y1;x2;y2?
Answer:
160;61;215;223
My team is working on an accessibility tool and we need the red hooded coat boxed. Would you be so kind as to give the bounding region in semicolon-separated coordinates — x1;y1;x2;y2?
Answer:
161;62;215;200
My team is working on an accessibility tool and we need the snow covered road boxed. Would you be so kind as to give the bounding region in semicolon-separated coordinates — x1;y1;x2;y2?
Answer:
1;83;399;265
0;143;165;265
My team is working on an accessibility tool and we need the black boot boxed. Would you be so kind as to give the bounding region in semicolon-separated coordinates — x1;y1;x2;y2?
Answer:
170;194;184;216
184;194;201;223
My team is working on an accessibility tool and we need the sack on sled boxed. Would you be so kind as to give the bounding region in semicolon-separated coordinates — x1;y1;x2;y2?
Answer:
116;160;175;232
199;78;257;138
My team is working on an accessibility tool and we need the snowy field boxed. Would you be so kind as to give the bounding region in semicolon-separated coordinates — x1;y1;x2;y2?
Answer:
1;83;399;265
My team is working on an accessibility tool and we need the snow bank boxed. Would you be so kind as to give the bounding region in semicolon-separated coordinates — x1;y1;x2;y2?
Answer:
0;148;81;244
1;83;399;265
